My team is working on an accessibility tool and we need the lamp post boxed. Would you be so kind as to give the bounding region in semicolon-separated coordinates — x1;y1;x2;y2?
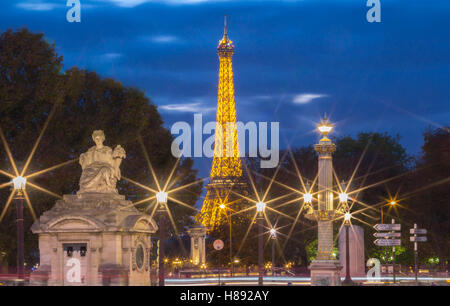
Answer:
270;228;276;276
220;204;234;276
156;191;168;286
12;176;26;281
256;201;265;286
380;200;396;266
342;212;354;285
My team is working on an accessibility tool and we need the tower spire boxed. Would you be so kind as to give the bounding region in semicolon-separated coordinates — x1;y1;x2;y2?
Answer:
224;15;227;36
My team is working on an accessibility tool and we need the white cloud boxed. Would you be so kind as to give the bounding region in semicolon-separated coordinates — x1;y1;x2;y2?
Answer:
292;93;328;104
99;0;218;8
17;1;59;11
160;102;214;113
150;35;179;43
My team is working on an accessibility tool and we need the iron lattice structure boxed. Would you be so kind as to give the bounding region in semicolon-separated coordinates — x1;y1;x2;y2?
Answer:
197;19;247;230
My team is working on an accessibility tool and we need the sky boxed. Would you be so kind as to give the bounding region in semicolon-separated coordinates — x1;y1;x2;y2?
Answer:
0;0;449;181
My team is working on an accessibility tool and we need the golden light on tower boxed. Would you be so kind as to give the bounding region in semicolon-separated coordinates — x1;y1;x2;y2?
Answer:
197;16;246;230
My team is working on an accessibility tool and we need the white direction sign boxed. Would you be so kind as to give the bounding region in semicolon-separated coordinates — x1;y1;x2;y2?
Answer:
410;228;427;235
374;224;401;231
373;232;401;238
374;239;401;246
410;236;427;242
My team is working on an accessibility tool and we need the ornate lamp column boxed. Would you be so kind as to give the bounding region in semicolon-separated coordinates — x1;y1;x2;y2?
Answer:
306;117;342;286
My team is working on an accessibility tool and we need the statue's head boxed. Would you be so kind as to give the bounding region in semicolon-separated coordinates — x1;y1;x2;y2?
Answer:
92;130;105;147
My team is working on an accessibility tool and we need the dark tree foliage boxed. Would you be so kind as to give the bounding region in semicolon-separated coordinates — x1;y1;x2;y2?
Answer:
0;28;202;269
407;127;450;270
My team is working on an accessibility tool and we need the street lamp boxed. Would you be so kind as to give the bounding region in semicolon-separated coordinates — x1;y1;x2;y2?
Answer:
270;228;276;276
381;200;396;224
12;176;26;281
156;191;168;286
342;211;354;285
379;200;397;271
339;191;348;203
256;201;265;286
219;203;234;276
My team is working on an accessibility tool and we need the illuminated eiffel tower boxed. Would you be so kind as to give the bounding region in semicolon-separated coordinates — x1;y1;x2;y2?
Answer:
197;17;247;230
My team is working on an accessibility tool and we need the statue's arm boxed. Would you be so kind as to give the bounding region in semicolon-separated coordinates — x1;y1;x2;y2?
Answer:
79;152;86;169
112;145;126;177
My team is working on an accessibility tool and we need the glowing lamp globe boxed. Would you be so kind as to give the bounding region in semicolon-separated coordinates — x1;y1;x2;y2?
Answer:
256;201;266;213
12;176;26;190
339;192;348;203
304;192;313;204
270;228;276;237
317;117;333;139
156;191;168;205
344;212;351;221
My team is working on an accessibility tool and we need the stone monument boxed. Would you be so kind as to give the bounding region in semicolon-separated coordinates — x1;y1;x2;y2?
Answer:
31;130;158;286
339;225;365;277
187;223;206;266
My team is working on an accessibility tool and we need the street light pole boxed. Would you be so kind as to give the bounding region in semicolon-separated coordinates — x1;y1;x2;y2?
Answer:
16;196;24;280
270;229;276;276
256;201;265;286
342;212;353;285
156;191;168;287
229;210;233;277
12;176;26;281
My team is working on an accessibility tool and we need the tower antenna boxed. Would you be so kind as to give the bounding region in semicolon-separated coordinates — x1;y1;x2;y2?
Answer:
224;15;227;35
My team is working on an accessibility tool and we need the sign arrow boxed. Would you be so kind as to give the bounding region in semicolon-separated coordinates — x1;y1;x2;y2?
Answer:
373;232;401;238
374;224;401;231
410;236;427;242
410;229;427;235
374;239;401;246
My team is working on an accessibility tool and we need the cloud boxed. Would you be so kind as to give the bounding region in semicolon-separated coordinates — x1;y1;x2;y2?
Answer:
99;0;219;8
292;93;328;104
150;35;179;44
16;1;60;11
159;102;214;113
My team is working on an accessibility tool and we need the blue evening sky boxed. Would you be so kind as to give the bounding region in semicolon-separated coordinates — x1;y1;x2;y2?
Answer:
0;0;449;180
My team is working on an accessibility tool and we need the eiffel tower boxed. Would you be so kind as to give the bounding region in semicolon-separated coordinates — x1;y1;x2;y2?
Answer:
197;17;247;231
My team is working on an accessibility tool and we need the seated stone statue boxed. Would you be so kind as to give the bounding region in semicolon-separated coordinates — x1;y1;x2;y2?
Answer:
78;130;126;194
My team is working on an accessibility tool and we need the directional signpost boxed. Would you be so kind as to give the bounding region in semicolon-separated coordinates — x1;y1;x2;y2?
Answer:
373;232;401;238
410;224;427;284
374;224;401;232
374;239;401;246
374;219;401;283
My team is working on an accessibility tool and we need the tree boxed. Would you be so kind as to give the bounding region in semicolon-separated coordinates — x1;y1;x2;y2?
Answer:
408;127;450;270
0;28;202;269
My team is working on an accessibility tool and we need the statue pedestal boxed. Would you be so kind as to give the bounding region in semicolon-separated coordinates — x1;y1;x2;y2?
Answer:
30;193;157;286
309;260;342;286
